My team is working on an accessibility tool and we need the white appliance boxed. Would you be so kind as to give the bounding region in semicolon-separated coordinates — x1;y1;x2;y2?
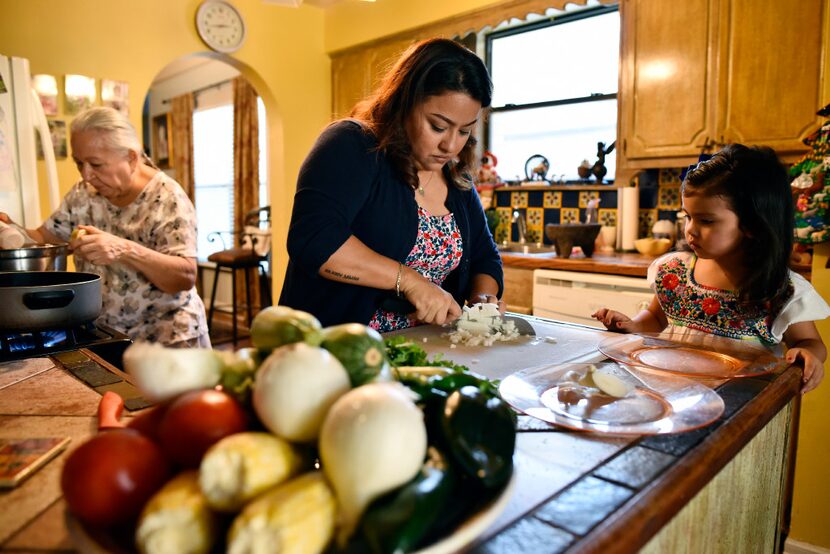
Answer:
533;268;653;329
0;54;59;227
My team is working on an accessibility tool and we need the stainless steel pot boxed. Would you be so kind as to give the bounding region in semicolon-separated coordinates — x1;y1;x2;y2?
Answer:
0;271;101;331
0;244;68;271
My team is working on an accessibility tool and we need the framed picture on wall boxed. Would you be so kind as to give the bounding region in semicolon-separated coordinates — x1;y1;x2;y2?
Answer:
32;74;59;116
64;74;96;115
36;119;68;160
152;113;173;169
101;79;128;116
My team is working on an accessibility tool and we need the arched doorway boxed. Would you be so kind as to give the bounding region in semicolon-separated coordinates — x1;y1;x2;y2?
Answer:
144;54;274;344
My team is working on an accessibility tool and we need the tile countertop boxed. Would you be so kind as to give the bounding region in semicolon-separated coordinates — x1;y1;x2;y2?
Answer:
499;250;655;278
0;317;801;553
500;249;813;281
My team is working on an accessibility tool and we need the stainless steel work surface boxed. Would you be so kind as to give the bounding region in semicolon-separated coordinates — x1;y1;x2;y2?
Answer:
385;314;613;380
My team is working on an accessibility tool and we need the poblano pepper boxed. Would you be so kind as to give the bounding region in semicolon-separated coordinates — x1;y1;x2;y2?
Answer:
360;447;457;554
433;385;516;490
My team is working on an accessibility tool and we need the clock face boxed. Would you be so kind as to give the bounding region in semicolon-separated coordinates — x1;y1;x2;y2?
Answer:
196;0;246;53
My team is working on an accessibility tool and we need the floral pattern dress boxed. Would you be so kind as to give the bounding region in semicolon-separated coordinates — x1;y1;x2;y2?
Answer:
648;251;830;346
44;173;209;345
370;206;463;332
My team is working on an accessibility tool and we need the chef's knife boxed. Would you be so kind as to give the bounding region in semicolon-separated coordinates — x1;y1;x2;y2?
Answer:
379;296;536;336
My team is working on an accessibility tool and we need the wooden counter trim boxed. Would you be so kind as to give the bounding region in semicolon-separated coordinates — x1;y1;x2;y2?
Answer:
500;252;652;277
569;366;801;554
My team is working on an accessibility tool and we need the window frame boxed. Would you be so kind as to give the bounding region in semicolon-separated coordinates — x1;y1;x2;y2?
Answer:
483;4;620;154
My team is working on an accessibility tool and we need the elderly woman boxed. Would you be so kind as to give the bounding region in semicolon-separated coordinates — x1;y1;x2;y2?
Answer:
1;107;209;347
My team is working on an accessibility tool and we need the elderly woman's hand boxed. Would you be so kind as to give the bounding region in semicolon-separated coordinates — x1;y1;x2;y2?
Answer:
70;225;132;266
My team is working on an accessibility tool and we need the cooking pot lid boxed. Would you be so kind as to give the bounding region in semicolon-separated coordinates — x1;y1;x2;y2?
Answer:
0;271;100;287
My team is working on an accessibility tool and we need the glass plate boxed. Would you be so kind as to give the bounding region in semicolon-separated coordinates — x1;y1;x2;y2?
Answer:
499;360;724;435
598;332;788;378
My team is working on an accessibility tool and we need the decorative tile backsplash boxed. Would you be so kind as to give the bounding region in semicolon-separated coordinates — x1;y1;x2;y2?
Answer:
493;167;684;245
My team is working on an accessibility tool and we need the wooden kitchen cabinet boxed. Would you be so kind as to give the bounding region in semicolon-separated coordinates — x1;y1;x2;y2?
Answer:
616;0;828;180
502;265;534;314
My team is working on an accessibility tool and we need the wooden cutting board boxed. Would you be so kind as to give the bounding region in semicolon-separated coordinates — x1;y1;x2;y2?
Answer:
385;315;615;380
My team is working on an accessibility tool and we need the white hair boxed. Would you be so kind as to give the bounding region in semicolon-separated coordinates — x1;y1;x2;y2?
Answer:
70;107;142;156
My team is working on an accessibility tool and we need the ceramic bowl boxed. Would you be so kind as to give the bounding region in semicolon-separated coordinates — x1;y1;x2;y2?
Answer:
544;223;601;258
634;237;672;256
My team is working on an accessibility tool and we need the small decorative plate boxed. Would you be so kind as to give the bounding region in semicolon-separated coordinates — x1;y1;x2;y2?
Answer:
499;360;724;435
598;332;787;379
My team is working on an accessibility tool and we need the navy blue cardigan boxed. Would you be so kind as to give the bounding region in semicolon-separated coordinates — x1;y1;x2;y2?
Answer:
279;120;504;327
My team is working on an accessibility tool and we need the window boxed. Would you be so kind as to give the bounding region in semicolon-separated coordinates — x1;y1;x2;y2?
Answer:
193;96;268;260
486;6;620;182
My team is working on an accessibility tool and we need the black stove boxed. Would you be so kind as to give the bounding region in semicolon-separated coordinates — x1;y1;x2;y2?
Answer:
0;321;132;369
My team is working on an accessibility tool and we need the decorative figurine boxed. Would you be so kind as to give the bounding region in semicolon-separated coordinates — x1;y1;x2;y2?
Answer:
592;140;616;183
478;151;500;184
577;159;592;180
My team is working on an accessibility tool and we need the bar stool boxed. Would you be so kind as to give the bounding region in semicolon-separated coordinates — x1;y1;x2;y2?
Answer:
206;206;271;346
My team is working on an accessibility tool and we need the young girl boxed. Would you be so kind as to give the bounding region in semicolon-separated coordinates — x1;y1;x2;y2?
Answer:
593;144;830;393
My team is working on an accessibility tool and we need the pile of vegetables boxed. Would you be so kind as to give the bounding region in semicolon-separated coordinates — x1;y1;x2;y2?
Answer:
60;305;516;554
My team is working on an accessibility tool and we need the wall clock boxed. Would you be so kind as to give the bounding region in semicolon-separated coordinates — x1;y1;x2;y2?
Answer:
196;0;246;54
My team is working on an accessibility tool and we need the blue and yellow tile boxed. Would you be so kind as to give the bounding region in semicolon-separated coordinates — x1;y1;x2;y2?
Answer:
658;185;681;211
510;191;528;208
543;191;561;208
639;209;658;238
658;168;683;187
598;208;617;227
578;190;600;208
527;207;543;226
526;228;542;243
560;208;579;224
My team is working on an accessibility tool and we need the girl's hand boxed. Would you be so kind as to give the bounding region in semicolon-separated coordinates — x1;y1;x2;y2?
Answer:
70;225;132;266
469;292;505;316
786;347;825;394
592;308;634;333
400;268;462;326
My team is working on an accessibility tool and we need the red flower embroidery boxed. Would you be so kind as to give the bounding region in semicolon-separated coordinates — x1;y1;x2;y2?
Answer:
662;274;679;290
702;297;720;315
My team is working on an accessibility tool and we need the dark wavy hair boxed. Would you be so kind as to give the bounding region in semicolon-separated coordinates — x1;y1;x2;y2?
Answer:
350;37;492;191
681;143;793;313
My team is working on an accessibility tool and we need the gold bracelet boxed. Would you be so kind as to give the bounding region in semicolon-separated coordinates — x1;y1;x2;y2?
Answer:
395;262;403;297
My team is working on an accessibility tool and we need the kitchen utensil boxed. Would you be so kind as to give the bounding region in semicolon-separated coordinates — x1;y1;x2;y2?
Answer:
499;360;725;435
599;332;788;378
380;297;535;336
0;243;68;271
0;271;101;332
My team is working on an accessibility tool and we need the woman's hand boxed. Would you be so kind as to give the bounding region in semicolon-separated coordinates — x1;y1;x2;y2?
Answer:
399;267;462;326
469;292;505;315
70;225;131;266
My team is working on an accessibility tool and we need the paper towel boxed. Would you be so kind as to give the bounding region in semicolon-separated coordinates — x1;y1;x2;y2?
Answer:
620;186;639;251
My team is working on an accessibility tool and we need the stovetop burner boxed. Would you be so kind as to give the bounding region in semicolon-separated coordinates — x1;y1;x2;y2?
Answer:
0;322;132;368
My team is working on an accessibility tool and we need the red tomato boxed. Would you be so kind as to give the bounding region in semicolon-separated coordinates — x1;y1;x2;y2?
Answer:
61;429;170;527
157;389;247;468
126;404;169;442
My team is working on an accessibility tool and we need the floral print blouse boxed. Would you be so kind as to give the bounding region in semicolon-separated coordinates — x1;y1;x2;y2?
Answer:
44;173;208;345
370;206;463;332
648;251;830;345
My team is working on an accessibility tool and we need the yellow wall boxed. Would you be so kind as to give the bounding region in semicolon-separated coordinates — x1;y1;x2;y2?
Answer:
790;242;830;547
324;0;502;52
0;0;331;291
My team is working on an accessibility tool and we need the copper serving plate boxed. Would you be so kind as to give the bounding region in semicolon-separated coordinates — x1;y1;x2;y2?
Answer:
598;332;788;379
